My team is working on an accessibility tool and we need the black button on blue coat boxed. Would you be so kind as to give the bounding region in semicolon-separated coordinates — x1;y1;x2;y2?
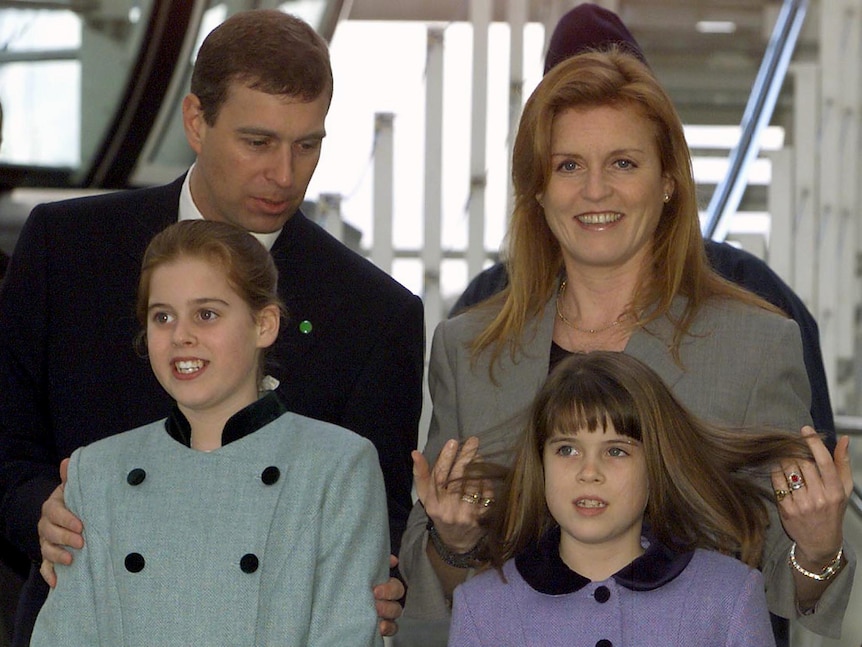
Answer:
261;466;280;485
126;468;146;485
125;553;145;573
240;553;259;573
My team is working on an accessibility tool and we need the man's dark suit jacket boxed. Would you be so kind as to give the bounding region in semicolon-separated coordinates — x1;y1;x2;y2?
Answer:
450;240;835;451
0;176;424;645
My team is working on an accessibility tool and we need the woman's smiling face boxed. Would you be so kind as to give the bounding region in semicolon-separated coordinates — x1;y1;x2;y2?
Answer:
538;103;674;276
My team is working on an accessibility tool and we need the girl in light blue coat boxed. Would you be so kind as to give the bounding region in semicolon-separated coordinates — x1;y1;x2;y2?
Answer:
31;220;390;646
449;352;843;647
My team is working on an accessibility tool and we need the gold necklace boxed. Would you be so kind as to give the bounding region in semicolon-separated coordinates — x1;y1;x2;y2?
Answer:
555;279;623;334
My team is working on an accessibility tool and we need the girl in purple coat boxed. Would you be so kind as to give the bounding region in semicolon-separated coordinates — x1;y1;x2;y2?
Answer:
448;352;839;647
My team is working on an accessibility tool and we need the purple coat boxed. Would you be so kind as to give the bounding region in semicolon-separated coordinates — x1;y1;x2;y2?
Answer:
449;530;775;647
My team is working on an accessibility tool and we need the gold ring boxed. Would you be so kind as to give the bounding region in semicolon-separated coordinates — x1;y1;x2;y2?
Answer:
461;492;479;504
774;488;790;502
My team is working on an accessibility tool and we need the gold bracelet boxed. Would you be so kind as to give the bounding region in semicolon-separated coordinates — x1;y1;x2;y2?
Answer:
789;543;844;581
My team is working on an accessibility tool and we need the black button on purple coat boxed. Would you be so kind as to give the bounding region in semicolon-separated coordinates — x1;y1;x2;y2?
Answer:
594;585;611;603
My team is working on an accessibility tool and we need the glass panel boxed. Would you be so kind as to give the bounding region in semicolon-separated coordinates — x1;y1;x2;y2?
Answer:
278;1;327;27
0;0;338;186
0;9;81;167
0;3;158;176
0;59;80;167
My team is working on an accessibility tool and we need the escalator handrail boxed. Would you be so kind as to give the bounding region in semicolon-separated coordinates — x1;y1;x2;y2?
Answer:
703;0;808;240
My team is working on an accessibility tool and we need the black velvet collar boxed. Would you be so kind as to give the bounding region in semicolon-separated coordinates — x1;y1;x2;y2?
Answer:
515;525;694;594
165;390;288;448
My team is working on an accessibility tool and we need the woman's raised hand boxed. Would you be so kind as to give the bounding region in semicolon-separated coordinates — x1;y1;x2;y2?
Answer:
772;426;853;567
412;437;494;553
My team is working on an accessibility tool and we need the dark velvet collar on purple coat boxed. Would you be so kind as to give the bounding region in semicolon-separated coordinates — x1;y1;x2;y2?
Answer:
515;525;694;595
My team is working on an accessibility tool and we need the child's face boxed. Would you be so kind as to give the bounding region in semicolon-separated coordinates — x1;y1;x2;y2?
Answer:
146;256;275;420
543;421;648;574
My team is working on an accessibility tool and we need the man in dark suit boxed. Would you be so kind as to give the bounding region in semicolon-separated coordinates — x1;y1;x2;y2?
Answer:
0;247;26;647
0;11;422;646
451;3;834;450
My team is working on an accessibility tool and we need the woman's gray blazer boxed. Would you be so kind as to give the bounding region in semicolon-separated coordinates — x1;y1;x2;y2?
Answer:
399;293;854;639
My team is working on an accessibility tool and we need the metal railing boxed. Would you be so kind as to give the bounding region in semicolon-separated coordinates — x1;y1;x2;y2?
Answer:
704;0;809;241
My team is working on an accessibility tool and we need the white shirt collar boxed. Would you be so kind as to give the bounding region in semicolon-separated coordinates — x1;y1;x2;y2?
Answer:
178;165;282;251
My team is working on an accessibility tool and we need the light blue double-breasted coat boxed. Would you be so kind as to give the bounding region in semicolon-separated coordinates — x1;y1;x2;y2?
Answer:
31;394;390;646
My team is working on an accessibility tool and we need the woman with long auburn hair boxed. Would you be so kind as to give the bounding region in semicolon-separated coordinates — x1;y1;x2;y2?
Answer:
399;46;853;644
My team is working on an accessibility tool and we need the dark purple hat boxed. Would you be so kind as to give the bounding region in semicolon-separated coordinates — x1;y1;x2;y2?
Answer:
544;3;647;74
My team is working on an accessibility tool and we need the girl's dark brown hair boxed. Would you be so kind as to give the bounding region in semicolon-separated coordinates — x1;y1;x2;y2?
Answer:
477;351;812;570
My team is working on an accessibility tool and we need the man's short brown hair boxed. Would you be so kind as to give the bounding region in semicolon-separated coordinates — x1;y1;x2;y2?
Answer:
191;10;332;126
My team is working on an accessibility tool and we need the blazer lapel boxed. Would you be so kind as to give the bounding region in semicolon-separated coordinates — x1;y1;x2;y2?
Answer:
489;291;688;395
625;298;686;390
487;296;557;421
